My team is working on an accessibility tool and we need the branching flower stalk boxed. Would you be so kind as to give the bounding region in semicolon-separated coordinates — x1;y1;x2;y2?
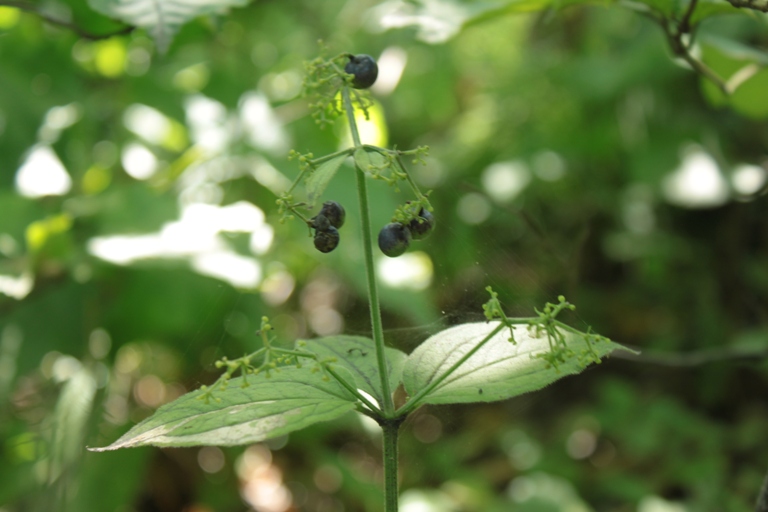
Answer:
93;49;626;512
252;54;615;511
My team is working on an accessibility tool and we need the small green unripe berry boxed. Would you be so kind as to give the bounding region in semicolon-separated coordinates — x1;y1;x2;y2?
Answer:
314;226;340;253
345;54;378;89
320;201;345;229
408;208;435;241
378;222;411;257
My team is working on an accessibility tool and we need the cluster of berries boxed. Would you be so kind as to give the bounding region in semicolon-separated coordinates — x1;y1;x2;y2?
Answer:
310;202;435;258
378;208;435;258
311;201;345;253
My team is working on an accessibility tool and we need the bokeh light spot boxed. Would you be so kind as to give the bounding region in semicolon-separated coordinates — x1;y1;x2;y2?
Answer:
198;446;226;474
457;193;491;224
662;147;729;208
94;38;127;78
481;161;530;203
377;251;433;290
16;146;72;198
732;164;766;196
0;6;20;28
121;142;158;180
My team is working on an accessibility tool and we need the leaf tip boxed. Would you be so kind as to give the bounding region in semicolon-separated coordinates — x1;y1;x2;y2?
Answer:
86;444;113;453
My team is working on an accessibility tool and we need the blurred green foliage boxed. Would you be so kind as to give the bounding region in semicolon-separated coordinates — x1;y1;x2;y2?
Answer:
1;0;767;511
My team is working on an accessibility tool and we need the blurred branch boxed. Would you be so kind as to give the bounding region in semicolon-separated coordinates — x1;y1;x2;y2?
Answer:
678;0;699;33
727;0;768;11
657;0;730;95
613;344;768;367
0;0;134;40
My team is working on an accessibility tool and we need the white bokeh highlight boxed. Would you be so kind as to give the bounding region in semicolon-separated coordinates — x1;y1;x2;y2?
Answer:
481;160;530;203
662;148;729;208
16;146;72;198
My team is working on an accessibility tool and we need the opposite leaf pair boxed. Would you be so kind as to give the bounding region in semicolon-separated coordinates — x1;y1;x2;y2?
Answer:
91;320;626;451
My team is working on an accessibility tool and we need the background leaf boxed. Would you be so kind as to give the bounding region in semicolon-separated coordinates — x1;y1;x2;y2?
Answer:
301;335;407;408
403;322;629;405
690;0;741;25
87;0;251;52
371;0;538;44
91;367;358;450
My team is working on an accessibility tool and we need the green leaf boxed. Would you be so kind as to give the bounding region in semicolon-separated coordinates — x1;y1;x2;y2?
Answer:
353;147;372;171
300;336;407;408
87;0;251;53
89;366;357;450
700;38;768;117
690;0;741;24
701;35;768;67
620;0;676;16
403;321;630;406
305;154;348;207
373;0;523;44
353;147;386;173
373;0;603;44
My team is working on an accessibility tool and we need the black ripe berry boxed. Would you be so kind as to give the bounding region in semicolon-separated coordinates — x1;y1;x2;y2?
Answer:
345;54;378;89
378;223;411;258
311;213;331;232
320;201;345;229
314;226;340;253
408;208;435;241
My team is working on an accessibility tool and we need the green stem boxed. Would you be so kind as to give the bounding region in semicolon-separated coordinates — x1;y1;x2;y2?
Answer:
381;419;401;512
324;365;382;413
394;155;428;202
341;86;395;417
309;147;355;165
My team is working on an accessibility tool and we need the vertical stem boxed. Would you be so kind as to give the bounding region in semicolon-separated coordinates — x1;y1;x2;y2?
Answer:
382;420;401;512
341;86;395;417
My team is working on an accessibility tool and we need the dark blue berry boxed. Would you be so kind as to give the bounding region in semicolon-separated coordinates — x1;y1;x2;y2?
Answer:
312;214;331;232
314;226;340;253
378;223;411;257
320;201;345;229
408;208;435;241
345;54;378;89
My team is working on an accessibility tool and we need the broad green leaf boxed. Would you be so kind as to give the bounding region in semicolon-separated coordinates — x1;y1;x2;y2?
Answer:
87;0;250;53
620;0;676;16
373;0;535;44
700;38;768;118
701;35;768;67
690;0;741;25
300;335;407;408
305;154;347;207
90;366;357;450
403;321;630;406
372;0;603;44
